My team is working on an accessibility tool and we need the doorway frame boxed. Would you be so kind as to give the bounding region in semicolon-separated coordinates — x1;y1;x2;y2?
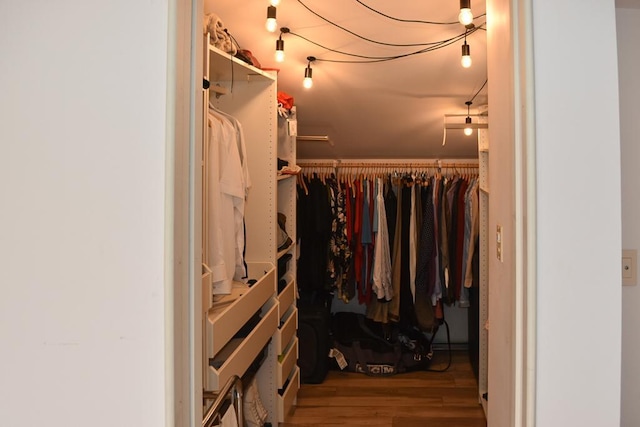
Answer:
168;0;539;426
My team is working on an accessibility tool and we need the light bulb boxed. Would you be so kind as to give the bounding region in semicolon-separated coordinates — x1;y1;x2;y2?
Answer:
275;38;285;62
303;58;314;89
266;6;277;32
303;76;313;89
461;42;472;68
266;18;277;32
464;116;473;136
459;8;473;26
270;0;281;5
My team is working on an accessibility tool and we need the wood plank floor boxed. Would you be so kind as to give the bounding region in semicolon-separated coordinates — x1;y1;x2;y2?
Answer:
282;351;486;427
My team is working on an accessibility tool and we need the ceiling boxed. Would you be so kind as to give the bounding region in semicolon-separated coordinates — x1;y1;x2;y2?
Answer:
205;0;488;160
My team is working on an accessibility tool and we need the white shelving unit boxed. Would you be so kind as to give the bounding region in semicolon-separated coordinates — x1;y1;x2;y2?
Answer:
202;36;299;425
274;106;299;422
200;35;299;425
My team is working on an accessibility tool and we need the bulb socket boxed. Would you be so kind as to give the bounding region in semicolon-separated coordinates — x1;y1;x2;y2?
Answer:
462;42;470;57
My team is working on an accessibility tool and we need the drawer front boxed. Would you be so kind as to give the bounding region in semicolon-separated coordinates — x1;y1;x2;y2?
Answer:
277;338;298;389
276;306;297;355
277;279;295;318
206;263;275;356
278;366;300;423
207;302;278;390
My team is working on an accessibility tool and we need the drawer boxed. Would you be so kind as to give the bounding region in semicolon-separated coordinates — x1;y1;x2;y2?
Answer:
277;337;298;389
205;262;275;356
277;278;295;318
278;366;300;423
207;301;278;390
274;306;297;356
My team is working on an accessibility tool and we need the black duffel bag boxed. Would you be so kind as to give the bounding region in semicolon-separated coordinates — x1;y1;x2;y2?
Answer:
331;312;434;376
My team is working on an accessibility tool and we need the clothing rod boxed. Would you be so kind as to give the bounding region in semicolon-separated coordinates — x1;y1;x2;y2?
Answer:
298;161;478;169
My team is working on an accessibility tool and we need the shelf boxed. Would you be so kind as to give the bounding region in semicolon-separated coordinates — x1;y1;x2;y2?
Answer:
208;301;278;390
208;42;275;84
205;262;276;356
277;366;300;423
275;306;297;355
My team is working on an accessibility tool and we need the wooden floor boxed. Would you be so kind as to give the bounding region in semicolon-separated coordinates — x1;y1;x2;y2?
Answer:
282;351;486;427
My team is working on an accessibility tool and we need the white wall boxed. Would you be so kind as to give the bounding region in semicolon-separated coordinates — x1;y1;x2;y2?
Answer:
617;7;640;427
533;1;621;426
0;2;171;426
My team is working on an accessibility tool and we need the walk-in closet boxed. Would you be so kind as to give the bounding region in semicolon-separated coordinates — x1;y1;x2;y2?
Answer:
200;1;490;426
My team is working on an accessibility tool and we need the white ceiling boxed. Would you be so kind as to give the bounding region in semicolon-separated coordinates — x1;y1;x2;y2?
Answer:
206;0;488;159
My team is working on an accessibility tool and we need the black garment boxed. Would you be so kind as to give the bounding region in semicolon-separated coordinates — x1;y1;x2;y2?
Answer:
297;177;332;292
384;182;398;252
414;185;436;331
447;179;462;303
398;186;415;329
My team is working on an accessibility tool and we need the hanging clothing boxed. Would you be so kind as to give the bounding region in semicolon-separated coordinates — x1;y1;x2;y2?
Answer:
296;169;480;327
297;177;332;292
326;178;352;301
359;179;374;305
206;108;251;294
372;177;393;301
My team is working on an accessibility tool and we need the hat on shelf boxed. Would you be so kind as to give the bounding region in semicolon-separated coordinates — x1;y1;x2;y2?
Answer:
277;212;292;252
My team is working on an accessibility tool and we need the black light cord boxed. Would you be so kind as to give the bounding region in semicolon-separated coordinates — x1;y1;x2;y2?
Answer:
297;0;460;47
353;0;459;25
426;319;453;373
287;23;484;64
468;78;488;103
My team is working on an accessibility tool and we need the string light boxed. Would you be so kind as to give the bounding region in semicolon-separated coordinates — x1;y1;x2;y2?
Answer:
303;56;315;89
459;0;474;26
461;32;472;68
270;0;281;6
275;27;289;62
268;0;485;87
266;6;277;32
464;101;473;136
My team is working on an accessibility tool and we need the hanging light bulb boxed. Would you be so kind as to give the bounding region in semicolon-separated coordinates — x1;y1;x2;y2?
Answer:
275;27;288;63
464;101;473;136
275;37;285;62
464;117;474;136
303;56;315;89
270;0;281;6
266;6;277;33
459;0;473;26
461;41;472;68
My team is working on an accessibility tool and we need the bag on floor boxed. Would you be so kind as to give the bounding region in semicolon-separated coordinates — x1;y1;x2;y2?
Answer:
330;312;433;376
